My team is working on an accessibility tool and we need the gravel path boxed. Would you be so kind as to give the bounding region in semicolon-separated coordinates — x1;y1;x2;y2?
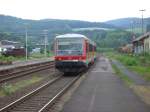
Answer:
111;60;150;85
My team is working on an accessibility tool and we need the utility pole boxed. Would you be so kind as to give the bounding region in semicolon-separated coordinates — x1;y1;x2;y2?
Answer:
130;20;135;41
139;9;146;34
130;21;134;34
43;30;48;57
25;24;28;61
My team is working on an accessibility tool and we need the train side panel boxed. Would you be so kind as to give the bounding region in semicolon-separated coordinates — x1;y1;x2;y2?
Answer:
85;39;96;66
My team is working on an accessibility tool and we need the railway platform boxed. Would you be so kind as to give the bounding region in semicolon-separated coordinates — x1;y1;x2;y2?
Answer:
0;57;54;71
62;57;150;112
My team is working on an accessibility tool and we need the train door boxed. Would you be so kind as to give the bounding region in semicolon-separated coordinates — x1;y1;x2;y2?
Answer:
86;40;89;63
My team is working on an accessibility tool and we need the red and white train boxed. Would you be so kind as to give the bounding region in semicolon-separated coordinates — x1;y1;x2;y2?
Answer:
54;34;96;73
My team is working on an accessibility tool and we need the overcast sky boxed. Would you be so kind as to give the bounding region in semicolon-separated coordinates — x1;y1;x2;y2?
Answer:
0;0;149;22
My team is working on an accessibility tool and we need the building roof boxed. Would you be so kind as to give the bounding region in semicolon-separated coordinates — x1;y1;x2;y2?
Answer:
133;32;150;42
0;45;15;49
1;40;20;44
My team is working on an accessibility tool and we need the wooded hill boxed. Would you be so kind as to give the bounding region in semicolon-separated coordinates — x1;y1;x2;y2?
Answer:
105;17;150;31
0;15;133;49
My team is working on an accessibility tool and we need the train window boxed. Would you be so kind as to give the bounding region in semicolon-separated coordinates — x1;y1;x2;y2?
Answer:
94;46;96;51
86;42;88;53
58;43;82;51
57;38;83;55
89;44;93;52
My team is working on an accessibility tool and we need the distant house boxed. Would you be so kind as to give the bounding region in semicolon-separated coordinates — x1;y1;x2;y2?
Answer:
118;44;133;54
133;32;150;54
35;43;49;51
0;40;22;53
0;40;25;56
1;40;21;48
36;43;49;47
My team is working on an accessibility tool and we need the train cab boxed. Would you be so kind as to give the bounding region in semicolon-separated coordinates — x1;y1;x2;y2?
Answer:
54;34;96;73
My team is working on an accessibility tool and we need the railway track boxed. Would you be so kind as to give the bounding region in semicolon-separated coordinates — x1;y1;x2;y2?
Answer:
0;74;81;112
0;61;54;84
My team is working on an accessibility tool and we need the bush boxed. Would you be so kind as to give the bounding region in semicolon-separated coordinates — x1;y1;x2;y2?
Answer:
1;83;14;95
124;58;138;66
117;55;138;66
0;56;18;65
0;56;14;62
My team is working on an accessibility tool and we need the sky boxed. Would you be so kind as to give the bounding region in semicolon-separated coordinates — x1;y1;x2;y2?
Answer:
0;0;150;22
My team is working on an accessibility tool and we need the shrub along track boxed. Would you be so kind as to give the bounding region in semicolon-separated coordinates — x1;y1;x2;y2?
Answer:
0;74;82;112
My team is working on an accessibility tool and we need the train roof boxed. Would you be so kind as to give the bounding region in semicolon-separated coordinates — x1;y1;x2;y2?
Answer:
55;33;96;45
56;33;87;38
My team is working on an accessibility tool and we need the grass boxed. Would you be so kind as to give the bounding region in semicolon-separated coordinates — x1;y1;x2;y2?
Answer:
0;76;43;97
105;52;139;66
0;55;21;62
0;90;5;97
0;51;54;63
111;63;133;86
30;53;46;59
129;66;150;81
105;52;150;81
28;52;54;60
0;55;27;64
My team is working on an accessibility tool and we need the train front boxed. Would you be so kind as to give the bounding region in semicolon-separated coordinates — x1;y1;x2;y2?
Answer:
54;35;86;73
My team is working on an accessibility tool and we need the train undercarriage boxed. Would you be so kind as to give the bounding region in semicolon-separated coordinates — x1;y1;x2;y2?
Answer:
55;61;88;74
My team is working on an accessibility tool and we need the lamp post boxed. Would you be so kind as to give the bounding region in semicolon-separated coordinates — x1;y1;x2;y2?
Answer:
139;9;146;34
130;21;134;34
43;30;48;57
25;24;28;61
130;20;135;41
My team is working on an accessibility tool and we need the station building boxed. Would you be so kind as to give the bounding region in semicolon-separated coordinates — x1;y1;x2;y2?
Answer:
133;32;150;54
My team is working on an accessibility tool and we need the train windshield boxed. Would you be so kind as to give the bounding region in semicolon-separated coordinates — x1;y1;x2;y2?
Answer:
57;38;83;55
